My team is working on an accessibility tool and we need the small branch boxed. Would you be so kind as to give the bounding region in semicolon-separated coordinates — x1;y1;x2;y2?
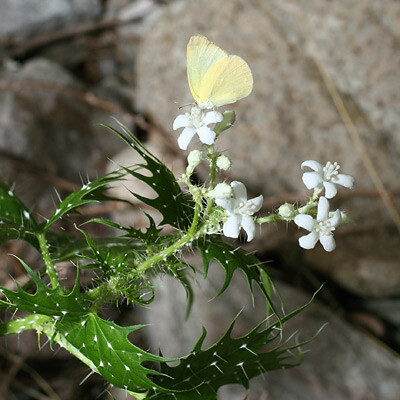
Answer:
0;346;60;400
2;17;139;60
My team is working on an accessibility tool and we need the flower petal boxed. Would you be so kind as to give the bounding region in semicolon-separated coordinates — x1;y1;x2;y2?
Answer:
173;114;190;130
299;231;319;249
203;111;223;125
323;181;338;199
302;172;323;190
319;235;336;252
301;160;323;173
335;174;355;189
248;195;263;213
196;125;216;145
215;198;234;213
294;214;315;231
223;214;240;238
241;215;256;241
316;196;329;221
231;181;247;202
328;209;342;228
177;127;196;150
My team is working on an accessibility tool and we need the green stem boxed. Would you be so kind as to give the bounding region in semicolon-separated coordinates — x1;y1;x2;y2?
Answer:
188;202;201;236
208;146;217;190
255;214;285;224
205;145;217;215
37;232;59;288
135;232;194;275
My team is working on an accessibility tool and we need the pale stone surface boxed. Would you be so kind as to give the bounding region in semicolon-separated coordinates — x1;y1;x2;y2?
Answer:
135;0;400;297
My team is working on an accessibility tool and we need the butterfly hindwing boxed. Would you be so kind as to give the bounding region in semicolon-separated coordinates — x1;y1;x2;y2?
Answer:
199;55;253;108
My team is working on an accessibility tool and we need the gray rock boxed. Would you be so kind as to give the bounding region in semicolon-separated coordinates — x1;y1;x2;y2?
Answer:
0;58;127;208
140;264;400;400
0;0;102;47
364;298;400;326
135;0;400;297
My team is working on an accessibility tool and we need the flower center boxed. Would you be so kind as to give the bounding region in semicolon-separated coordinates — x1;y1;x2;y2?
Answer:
323;161;340;182
188;105;204;129
236;200;257;216
314;220;335;236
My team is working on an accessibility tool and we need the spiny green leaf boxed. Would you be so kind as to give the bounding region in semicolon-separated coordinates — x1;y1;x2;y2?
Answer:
45;230;145;264
0;256;88;318
87;217;161;245
149;313;304;399
196;237;277;315
0;181;38;245
214;110;235;136
149;290;321;399
54;314;173;394
0;257;177;394
0;181;37;227
44;170;125;231
103;123;194;230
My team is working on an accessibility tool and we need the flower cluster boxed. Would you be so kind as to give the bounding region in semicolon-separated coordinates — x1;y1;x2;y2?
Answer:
173;101;355;251
294;160;354;252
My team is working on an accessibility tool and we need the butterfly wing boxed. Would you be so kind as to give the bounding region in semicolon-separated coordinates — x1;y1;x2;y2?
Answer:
199;54;253;108
187;35;227;105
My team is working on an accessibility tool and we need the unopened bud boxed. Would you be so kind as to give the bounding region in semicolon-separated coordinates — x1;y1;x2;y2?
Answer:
208;183;233;199
186;150;203;174
216;155;231;170
278;203;296;220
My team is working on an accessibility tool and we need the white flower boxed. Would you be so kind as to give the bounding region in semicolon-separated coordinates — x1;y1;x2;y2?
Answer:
173;105;223;150
215;181;263;242
294;196;341;252
301;160;355;199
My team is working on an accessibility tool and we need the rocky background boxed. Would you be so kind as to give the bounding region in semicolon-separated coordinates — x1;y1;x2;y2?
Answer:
0;0;399;399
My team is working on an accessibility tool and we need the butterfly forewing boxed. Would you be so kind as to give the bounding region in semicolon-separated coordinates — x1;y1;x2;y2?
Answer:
187;35;227;104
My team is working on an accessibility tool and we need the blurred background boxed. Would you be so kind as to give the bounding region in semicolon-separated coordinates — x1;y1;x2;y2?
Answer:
0;0;399;399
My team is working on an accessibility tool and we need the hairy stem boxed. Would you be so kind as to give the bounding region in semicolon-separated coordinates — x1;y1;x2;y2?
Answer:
188;202;201;236
136;232;194;275
37;232;59;289
205;145;217;215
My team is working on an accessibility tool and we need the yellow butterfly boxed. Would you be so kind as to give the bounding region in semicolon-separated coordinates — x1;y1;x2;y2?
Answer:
186;35;253;109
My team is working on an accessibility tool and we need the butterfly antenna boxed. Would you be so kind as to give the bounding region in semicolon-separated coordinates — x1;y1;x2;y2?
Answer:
175;102;195;110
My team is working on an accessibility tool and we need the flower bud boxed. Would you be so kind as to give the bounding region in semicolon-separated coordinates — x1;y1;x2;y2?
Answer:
278;203;296;220
208;183;233;199
186;150;203;174
216;155;231;170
